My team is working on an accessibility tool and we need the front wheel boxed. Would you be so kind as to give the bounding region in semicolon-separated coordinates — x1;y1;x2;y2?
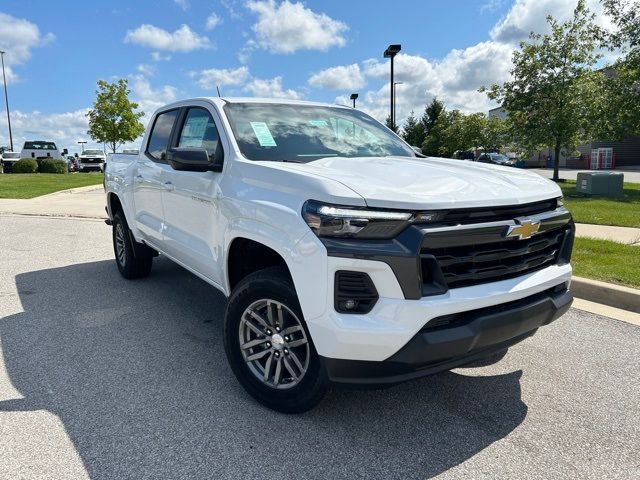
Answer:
224;268;328;413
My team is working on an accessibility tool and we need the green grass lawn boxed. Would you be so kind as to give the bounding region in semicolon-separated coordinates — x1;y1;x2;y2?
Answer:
572;237;640;289
560;181;640;228
0;173;104;199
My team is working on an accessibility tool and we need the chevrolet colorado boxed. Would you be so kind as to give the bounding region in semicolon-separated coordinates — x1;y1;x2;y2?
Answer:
104;98;574;413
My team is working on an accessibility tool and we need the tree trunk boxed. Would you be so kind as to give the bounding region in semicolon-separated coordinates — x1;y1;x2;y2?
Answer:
553;142;561;182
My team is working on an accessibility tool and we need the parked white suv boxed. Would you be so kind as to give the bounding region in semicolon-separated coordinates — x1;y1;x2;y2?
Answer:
104;98;574;412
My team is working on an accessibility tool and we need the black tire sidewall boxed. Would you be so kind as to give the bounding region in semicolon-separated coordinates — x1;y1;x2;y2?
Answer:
224;268;327;413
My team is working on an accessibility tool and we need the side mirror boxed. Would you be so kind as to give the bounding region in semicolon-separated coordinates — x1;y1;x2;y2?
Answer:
62;148;69;155
166;147;222;172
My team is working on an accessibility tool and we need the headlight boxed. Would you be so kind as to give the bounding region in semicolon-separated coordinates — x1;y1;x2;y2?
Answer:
302;200;441;239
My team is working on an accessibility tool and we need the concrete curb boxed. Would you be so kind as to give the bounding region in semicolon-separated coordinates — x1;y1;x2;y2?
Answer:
571;276;640;313
39;184;103;197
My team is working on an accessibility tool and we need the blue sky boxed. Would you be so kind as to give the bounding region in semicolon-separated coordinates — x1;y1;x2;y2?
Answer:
0;0;610;153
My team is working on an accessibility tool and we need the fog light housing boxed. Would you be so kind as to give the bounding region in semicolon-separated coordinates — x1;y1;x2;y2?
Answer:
334;271;379;314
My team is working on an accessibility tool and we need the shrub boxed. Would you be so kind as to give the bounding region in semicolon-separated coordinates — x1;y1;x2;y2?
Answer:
39;158;68;174
12;158;39;173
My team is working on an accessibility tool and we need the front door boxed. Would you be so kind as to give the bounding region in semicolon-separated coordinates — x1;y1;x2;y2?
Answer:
161;105;225;286
132;109;179;246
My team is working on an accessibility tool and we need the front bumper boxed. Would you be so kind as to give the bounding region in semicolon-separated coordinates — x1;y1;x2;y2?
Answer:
322;285;572;385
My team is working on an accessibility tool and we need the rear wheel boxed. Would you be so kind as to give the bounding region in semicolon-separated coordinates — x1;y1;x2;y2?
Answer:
224;268;328;413
112;211;154;279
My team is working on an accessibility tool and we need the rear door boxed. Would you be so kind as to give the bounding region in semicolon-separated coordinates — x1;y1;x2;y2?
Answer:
160;104;226;285
133;109;179;246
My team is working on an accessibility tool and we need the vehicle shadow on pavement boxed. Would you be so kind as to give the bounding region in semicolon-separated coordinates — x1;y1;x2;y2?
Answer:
0;258;528;479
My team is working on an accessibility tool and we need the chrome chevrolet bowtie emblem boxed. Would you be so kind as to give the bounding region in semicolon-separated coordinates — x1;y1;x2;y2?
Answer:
506;219;540;240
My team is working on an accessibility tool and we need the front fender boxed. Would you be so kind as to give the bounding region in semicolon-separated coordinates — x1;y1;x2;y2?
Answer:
224;219;328;322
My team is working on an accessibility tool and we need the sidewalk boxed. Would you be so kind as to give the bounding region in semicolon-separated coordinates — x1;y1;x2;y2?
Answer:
575;223;640;245
0;185;105;219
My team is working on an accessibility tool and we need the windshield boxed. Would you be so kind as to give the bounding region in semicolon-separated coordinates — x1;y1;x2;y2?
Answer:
23;142;57;150
224;103;414;162
490;154;510;162
83;149;104;156
3;152;20;159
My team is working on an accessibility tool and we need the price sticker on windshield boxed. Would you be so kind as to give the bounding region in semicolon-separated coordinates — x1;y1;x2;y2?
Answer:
250;122;277;147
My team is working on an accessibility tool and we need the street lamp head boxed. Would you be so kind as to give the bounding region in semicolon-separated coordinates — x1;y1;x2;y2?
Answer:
350;93;359;100
383;44;401;58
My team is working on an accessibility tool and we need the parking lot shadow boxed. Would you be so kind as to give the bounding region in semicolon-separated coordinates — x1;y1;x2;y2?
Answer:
0;258;528;479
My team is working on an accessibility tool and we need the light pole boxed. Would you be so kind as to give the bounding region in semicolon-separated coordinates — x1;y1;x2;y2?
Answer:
393;82;403;126
0;50;13;151
350;93;358;108
78;141;87;153
383;44;401;129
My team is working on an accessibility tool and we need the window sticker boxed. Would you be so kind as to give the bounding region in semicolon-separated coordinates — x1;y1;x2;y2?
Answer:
250;122;277;147
309;119;328;127
184;117;208;139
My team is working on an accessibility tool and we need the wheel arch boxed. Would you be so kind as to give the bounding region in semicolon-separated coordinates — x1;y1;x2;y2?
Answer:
226;237;293;292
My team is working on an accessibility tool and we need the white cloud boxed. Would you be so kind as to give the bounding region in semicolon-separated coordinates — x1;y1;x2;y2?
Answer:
244;76;301;99
205;12;222;30
490;0;609;44
124;24;212;52
174;0;189;10
129;75;179;130
191;66;250;89
151;51;172;62
351;0;614;127
0;12;55;83
246;0;348;54
137;64;156;77
308;64;364;90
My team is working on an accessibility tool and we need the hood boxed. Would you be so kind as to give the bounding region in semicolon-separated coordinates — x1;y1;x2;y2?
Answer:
269;156;561;210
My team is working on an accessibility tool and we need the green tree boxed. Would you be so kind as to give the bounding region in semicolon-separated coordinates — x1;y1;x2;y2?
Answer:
401;110;426;147
482;0;600;181
385;115;399;133
599;0;640;138
422;109;463;158
420;97;445;137
87;79;145;153
481;116;509;153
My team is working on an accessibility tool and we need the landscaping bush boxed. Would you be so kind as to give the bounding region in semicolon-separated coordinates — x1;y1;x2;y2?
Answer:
12;158;39;174
39;158;68;174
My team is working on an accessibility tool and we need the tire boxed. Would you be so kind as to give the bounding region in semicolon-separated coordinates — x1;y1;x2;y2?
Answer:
462;347;509;368
112;211;154;279
224;267;328;413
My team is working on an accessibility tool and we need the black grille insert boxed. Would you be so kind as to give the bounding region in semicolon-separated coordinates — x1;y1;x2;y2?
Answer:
420;199;559;226
423;227;568;289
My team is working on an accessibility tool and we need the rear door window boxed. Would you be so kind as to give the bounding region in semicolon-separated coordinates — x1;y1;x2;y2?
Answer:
147;109;179;161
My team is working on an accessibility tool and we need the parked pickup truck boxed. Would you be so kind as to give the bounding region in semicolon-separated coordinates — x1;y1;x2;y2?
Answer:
78;149;106;172
104;98;574;413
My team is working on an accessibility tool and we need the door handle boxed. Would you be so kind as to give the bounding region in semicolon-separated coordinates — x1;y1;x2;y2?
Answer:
164;181;175;191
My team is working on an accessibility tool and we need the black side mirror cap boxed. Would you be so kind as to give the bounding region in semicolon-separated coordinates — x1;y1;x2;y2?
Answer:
166;147;222;172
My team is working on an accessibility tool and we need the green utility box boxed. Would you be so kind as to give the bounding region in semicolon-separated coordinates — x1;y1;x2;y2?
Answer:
576;172;624;197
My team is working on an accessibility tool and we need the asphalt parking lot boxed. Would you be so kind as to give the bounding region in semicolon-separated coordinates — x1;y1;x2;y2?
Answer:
1;215;639;479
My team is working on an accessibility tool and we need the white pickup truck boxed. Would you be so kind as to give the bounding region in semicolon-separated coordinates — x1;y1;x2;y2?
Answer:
78;149;107;172
104;97;574;413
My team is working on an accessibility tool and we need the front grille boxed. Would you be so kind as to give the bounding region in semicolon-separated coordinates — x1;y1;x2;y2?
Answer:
422;227;568;289
81;158;104;164
422;198;559;226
